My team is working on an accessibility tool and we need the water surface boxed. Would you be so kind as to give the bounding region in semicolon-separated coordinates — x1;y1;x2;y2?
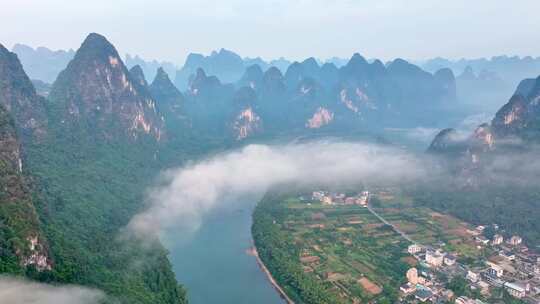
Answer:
166;202;283;304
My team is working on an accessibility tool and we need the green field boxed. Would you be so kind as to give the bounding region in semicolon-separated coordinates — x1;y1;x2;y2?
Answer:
253;190;411;304
370;190;487;263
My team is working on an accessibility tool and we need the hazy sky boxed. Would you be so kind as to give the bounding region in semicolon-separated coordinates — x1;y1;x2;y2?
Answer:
2;0;539;64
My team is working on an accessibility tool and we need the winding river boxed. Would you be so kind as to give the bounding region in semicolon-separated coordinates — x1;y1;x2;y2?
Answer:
165;200;283;304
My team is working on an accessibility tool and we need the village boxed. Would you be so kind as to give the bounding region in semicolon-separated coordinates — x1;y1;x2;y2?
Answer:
400;227;540;304
306;189;540;304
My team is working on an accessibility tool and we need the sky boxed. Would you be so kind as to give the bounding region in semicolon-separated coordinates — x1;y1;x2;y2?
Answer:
1;0;539;64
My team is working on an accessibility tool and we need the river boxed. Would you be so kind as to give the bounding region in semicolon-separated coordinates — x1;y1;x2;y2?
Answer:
165;201;284;304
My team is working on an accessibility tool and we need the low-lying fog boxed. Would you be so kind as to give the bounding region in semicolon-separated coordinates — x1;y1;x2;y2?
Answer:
128;140;429;238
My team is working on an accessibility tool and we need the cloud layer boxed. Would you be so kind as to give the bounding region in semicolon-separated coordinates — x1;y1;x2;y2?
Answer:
0;276;105;304
128;141;427;237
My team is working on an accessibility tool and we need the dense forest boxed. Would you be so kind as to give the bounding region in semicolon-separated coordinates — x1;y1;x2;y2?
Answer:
17;122;190;303
410;183;540;249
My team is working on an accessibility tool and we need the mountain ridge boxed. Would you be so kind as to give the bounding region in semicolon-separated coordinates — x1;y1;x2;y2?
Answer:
48;33;164;141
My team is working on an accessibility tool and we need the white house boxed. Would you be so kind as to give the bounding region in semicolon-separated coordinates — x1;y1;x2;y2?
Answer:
492;234;504;245
504;282;527;298
509;235;522;246
408;244;422;254
426;250;444;267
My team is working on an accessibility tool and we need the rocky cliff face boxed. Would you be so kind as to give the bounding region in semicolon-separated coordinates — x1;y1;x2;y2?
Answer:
238;64;264;90
428;75;540;182
181;52;457;141
306;107;334;129
0;105;51;271
150;68;187;130
491;76;540;141
230;87;262;140
233;107;262;140
0;44;48;139
49;33;164;141
428;128;464;153
129;65;149;88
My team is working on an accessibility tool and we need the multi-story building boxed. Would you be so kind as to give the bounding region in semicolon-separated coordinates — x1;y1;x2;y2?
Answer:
504;282;527;298
321;196;333;205
426;250;444;267
486;262;504;277
444;254;456;266
492;234;504;245
509;235;523;246
467;270;480;283
406;267;418;284
481;271;504;287
312;191;325;201
408;244;422;254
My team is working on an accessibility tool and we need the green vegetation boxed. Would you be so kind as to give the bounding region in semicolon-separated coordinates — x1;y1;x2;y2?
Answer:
410;184;540;248
17;111;195;303
0;106;44;276
370;190;485;262
252;189;410;304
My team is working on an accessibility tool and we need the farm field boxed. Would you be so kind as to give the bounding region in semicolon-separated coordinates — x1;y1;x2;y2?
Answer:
252;188;493;304
370;190;486;263
255;191;412;303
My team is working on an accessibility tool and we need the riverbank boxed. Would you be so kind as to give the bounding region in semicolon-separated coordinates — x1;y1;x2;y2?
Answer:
249;245;295;304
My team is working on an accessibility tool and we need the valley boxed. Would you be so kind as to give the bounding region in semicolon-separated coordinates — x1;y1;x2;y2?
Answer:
1;6;540;303
253;188;540;304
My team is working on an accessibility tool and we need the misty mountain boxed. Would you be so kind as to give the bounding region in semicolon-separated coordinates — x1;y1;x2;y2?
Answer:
422;75;540;245
175;48;247;90
429;74;540;156
48;33;164;141
149;67;189;133
174;48;291;90
128;64;149;88
184;68;236;136
179;52;459;141
5;30;539;302
11;44;75;84
11;44;179;88
124;54;177;85
0;33;188;304
422;56;540;112
422;55;540;83
30;79;52;97
453;66;508;112
0;44;48;140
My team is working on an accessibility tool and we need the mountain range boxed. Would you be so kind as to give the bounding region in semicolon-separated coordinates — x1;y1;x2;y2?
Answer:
1;35;185;304
2;32;540;302
173;48;291;90
178;54;459;141
11;44;75;84
421;56;540;112
14;43;538;117
11;44;292;91
422;73;540;246
429;75;540;158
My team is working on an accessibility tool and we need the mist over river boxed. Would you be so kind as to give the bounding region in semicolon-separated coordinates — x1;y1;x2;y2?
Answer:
163;200;283;304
